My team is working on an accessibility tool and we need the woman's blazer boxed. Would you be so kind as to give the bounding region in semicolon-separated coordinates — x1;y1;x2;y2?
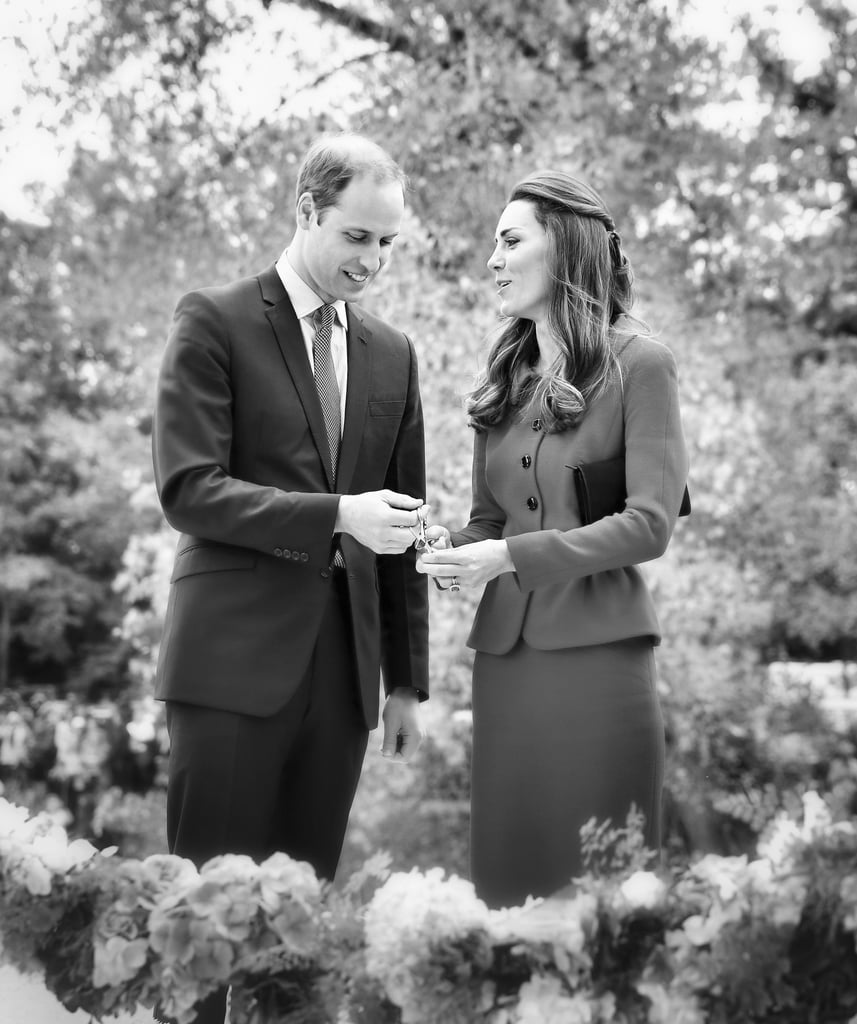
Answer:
451;334;689;654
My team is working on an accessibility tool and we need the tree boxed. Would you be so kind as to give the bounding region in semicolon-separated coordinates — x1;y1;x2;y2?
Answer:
4;0;855;685
0;214;148;694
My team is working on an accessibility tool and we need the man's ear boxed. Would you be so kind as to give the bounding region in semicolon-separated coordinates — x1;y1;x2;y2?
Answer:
296;191;315;229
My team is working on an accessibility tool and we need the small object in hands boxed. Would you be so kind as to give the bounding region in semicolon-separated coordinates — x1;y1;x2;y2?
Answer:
411;505;432;551
449;576;460;593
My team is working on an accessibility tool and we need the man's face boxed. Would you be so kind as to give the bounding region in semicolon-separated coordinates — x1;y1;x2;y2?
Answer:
293;174;405;304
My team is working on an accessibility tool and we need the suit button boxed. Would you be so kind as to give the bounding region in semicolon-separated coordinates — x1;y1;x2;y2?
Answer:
527;496;539;510
521;455;532;468
291;550;300;560
274;547;283;557
531;418;541;431
300;552;309;562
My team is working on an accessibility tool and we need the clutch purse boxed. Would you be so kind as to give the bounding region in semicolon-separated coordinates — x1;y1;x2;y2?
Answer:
571;454;691;526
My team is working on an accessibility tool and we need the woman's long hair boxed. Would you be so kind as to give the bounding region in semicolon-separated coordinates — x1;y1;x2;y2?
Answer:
468;171;646;433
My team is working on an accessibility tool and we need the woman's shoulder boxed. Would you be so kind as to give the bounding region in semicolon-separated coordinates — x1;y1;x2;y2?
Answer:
613;327;678;375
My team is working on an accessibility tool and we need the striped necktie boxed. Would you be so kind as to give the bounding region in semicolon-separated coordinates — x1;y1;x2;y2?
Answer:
312;303;340;483
312;303;346;569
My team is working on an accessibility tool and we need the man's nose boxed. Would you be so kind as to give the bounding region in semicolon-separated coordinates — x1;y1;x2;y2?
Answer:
359;244;382;273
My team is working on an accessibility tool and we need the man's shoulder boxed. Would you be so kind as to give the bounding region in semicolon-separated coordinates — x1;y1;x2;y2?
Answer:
348;303;410;346
193;270;267;305
176;266;275;309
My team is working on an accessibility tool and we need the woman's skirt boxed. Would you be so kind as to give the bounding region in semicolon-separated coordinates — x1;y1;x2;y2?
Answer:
470;636;664;909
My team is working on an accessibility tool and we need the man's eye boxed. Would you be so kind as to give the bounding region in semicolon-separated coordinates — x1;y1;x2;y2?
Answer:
347;233;366;242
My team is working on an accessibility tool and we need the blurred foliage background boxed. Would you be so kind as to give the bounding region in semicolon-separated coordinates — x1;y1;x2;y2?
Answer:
1;0;856;879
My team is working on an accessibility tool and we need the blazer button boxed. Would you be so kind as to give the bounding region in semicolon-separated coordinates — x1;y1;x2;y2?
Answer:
300;552;309;562
527;496;539;510
531;418;541;431
283;549;291;559
274;547;283;557
320;568;331;579
521;455;532;468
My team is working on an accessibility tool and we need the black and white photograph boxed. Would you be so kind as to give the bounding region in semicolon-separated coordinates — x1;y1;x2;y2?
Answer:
1;1;856;1021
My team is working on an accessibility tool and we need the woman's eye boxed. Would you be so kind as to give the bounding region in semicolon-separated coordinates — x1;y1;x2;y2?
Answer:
505;238;519;248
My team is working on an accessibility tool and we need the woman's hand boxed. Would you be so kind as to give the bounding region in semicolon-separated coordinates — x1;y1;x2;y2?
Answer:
423;525;450;549
416;539;514;590
415;525;455;589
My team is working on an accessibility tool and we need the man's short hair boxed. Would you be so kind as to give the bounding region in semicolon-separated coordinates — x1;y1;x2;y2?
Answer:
296;133;409;218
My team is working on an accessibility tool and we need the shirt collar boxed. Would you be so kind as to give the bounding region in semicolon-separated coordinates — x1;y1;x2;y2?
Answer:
275;250;346;327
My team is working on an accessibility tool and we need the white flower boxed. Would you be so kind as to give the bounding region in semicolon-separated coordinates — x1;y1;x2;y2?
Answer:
840;876;857;933
135;854;199;903
618;871;667;910
364;867;491;1016
93;935;149;987
256;850;321;912
30;828;98;873
636;980;706;1024
682;901;743;947
800;790;832;837
365;867;489;965
757;814;802;867
21;853;52;896
744;859;807;928
490;892;596;976
0;798;30;839
689;854;748;900
198;852;258;878
514;974;594;1024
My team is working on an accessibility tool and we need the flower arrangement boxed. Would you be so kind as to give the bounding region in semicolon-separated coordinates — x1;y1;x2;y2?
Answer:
0;798;325;1024
2;793;857;1023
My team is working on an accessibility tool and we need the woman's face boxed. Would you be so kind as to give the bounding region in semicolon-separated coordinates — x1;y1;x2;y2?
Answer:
487;199;551;323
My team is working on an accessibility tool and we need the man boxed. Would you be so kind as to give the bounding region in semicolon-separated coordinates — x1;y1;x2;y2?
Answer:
152;133;429;1024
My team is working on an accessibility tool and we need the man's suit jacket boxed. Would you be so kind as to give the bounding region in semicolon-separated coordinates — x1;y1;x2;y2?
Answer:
152;265;429;726
451;333;689;653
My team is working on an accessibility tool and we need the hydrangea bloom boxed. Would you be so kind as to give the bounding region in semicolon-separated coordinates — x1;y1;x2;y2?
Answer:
514;974;596;1024
365;868;492;1022
617;870;667;910
636;980;706;1024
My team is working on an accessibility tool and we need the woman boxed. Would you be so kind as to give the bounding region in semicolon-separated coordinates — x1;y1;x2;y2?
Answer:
417;171;689;909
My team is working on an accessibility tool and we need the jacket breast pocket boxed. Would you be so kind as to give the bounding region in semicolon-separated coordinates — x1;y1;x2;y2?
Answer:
170;544;257;582
369;400;405;418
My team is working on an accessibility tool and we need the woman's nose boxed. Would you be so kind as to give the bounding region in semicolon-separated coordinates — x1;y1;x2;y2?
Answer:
487;249;503;270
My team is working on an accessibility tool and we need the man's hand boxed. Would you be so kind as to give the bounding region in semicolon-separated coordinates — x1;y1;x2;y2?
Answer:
335;490;423;554
380;686;425;763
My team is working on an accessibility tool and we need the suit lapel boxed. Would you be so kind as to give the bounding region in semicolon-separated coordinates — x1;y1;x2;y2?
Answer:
260;265;337;490
338;304;372;494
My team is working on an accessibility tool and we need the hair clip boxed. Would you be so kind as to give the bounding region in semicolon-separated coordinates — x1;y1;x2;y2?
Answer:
607;230;624;266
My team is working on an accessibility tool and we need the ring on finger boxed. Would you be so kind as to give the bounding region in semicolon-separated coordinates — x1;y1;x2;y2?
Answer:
449;576;460;593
